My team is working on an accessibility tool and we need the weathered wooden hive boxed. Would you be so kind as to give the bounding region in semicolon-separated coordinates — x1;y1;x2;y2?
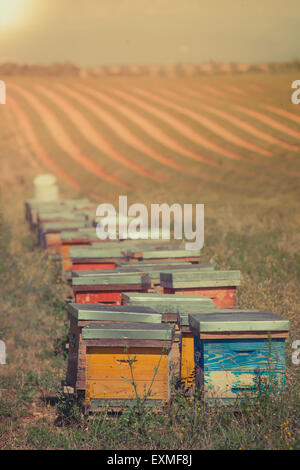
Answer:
160;270;241;308
122;292;217;384
72;262;216;291
72;272;151;304
82;322;174;411
39;220;89;254
60;228;110;272
25;198;92;230
189;312;290;405
70;246;127;271
66;303;172;392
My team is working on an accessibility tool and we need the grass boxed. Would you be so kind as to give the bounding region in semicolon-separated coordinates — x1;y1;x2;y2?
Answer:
0;71;299;449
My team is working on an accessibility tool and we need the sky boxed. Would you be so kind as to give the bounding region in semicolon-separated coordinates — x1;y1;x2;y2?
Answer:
0;0;299;66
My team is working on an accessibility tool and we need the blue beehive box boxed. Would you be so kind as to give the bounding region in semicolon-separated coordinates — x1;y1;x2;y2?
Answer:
189;312;290;405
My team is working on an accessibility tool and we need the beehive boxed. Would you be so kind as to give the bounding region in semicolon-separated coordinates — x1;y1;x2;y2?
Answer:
66;303;169;392
189;312;290;405
70;246;126;271
82;322;174;410
122;292;217;384
60;228;108;272
25;198;92;229
72;262;216;290
39;221;88;254
72;272;151;304
160;270;241;308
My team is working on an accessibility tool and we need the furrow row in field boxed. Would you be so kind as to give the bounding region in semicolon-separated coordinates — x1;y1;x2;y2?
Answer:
178;87;298;152
195;84;300;140
57;83;189;177
9;83;129;189
160;88;300;178
8;97;82;190
35;85;157;182
70;83;224;183
108;87;254;178
262;104;300;125
133;88;272;158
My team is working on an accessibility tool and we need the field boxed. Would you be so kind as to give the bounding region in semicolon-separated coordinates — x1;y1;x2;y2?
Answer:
0;72;299;450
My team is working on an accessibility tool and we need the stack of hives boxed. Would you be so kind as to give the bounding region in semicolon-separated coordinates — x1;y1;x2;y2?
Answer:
25;198;290;414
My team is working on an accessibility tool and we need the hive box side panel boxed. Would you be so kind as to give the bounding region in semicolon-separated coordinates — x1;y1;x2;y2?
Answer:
85;346;170;405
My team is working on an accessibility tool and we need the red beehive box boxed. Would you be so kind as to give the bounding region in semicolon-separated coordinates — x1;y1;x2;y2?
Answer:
160;270;241;308
70;246;127;272
72;272;151;305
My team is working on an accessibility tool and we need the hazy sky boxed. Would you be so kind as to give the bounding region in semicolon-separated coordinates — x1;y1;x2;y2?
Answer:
0;0;299;65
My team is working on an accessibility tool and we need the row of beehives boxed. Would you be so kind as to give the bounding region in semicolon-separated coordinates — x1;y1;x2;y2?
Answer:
25;198;290;412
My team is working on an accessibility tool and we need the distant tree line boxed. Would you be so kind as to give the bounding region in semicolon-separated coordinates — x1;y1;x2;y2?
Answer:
0;60;300;76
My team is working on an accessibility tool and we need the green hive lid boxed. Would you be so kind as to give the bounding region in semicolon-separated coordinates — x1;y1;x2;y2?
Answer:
72;272;150;287
67;303;162;322
189;312;290;333
179;308;257;326
60;228;99;241
38;211;87;222
41;221;88;231
82;322;174;341
123;292;215;315
70;246;124;259
123;292;214;304
140;249;201;259
160;270;241;288
27;198;91;209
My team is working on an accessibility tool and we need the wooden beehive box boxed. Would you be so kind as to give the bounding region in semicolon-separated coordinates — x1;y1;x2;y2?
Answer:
26;198;92;229
66;303;171;392
60;228;108;273
122;292;217;385
37;211;88;224
189;312;290;405
82;322;174;410
72;272;151;304
129;248;201;263
70;246;126;271
72;262;216;290
122;263;216;290
160;270;241;308
39;221;89;254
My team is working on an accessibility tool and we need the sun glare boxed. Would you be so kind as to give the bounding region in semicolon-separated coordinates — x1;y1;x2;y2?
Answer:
0;0;32;30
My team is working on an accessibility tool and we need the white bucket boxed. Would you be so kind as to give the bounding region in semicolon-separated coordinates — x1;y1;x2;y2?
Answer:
33;174;59;202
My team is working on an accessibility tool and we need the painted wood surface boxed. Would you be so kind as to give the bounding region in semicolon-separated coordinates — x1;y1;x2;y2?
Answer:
196;338;286;371
85;346;170;405
72;273;150;286
41;221;88;232
60;228;99;241
189;312;290;333
70;246;124;259
122;292;216;305
38;211;87;222
82;322;174;341
181;332;195;385
72;262;118;271
138;249;201;260
68;303;163;323
75;291;125;304
164;286;237;308
200;370;285;401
